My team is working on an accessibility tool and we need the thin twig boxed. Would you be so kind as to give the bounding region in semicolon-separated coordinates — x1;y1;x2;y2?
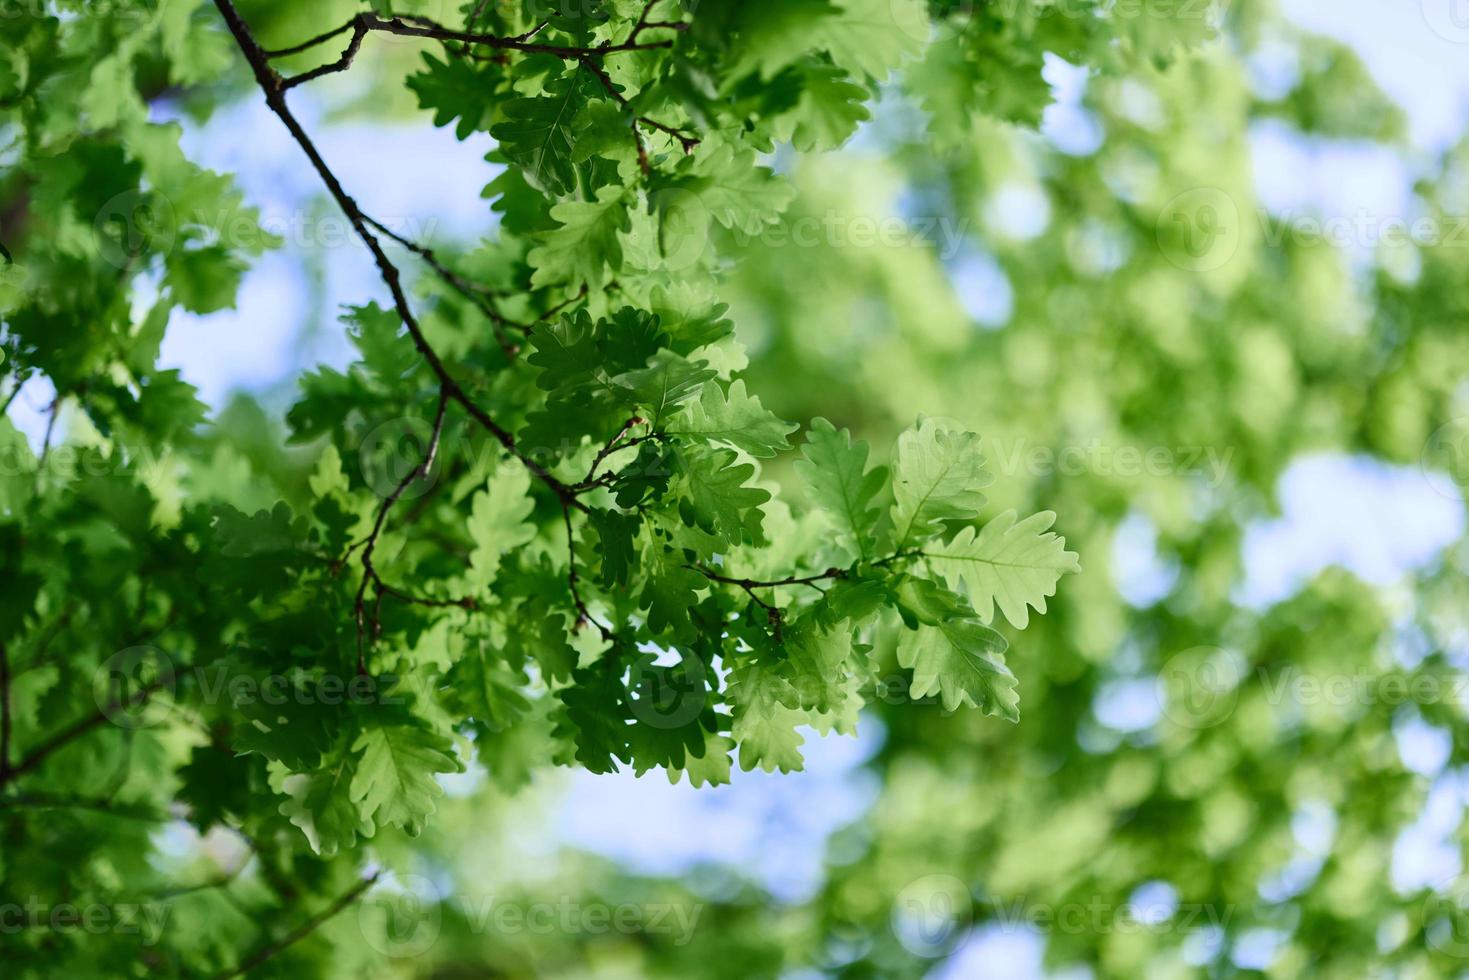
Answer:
536;283;589;323
0;793;169;822
210;873;382;980
281;17;370;90
580;416;644;487
562;505;614;642
353;388;449;674
0;679;166;787
0;377;22;415
37;394;58;471
212;0;582;509
262;18;357;58
573;54;699;170
362;213;528;355
269;10;674;90
374;579;477;611
362;13;674;57
466;0;495;28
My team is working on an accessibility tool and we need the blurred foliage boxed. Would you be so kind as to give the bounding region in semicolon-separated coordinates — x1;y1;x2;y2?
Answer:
4;0;1469;977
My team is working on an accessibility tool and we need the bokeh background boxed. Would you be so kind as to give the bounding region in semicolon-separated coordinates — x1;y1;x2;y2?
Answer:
13;0;1469;975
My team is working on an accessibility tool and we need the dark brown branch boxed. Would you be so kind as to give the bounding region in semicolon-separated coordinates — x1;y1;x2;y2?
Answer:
280;17;369;90
364;13;674;57
361;213;528;357
210;873;381;980
536;283;589;323
572;54;699;169
686;563;838;641
627;0;690;45
212;0;581;512
353;387;449;674
268;10;673;90
37;394;58;471
0;378;22;415
0;792;169;822
374;579;477;611
562;505;614;642
262;18;357;58
580;416;644;487
1;680;166;787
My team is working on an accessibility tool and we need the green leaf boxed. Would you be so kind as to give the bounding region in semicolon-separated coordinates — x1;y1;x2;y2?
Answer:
467;466;538;587
897;618;1018;720
669;379;797;458
612;350;717;427
555;662;634;774
781;65;873;151
280;750;374;857
819;0;929;81
895;579;1017;720
528;185;631;289
166;245;246;313
680;447;771;541
727;0;841;81
890;416;991;549
928;510;1081;628
491;74;590;196
349;722;463;837
590;507;639;587
796;417;888;561
408;53;494;138
639;558;706;642
159;0;232;86
727;659;808;773
308;443;349;499
571;99;636;164
446;642;532;732
509;601;578;684
212;502;304;557
527;310;603;392
782;620;860;715
668;733;735;788
661;142;796;235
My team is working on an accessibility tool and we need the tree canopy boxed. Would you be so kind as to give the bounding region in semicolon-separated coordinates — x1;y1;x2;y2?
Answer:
3;0;1468;977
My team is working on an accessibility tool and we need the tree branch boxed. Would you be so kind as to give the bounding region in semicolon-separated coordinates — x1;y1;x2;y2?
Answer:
353;387;448;674
210;873;381;980
361;213;527;357
563;504;615;642
0;792;169;822
212;0;581;511
0;680;165;787
267;10;675;91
